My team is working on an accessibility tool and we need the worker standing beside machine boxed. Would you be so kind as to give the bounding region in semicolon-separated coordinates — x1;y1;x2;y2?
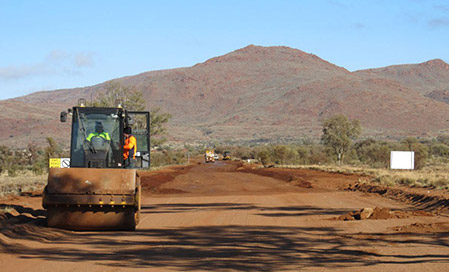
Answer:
123;126;137;168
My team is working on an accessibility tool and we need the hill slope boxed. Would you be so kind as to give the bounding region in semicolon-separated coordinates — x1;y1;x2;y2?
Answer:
2;45;449;147
354;59;449;95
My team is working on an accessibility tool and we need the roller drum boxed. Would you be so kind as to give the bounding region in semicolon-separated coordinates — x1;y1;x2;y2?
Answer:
43;168;141;231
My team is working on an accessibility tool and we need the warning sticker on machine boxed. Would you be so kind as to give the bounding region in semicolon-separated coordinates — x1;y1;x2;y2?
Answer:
49;158;70;168
61;158;70;168
49;158;60;168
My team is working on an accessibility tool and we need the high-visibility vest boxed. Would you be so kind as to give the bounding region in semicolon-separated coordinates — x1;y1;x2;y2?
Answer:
123;135;137;160
86;132;111;141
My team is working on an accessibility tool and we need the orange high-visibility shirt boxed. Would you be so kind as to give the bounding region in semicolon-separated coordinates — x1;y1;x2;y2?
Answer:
123;135;137;160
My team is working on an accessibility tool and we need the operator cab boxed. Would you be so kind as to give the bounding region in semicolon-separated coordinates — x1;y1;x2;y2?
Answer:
61;105;150;169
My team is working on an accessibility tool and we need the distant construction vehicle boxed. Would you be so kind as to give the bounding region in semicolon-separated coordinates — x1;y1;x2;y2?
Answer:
223;151;231;160
205;149;215;163
42;99;150;230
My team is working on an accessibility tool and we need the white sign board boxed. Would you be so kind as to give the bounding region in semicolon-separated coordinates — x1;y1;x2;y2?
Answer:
390;151;414;170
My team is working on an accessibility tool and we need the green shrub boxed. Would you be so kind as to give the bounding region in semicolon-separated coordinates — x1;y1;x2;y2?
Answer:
400;137;428;170
150;150;187;168
256;149;272;168
431;143;449;157
308;145;329;165
296;146;309;165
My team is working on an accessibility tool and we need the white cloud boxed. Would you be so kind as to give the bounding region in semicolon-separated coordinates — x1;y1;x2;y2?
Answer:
0;50;96;80
74;52;95;68
434;4;449;13
352;22;366;29
326;0;347;8
0;63;49;80
47;50;69;62
428;17;449;28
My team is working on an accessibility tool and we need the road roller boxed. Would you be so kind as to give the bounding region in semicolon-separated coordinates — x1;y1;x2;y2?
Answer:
42;100;150;230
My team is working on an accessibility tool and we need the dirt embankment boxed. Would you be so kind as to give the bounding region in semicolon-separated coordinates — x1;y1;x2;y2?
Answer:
345;182;449;214
139;164;195;194
391;221;449;233
337;207;434;221
236;164;313;188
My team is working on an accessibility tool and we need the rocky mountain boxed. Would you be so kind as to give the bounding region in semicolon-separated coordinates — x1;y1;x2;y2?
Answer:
2;45;449;148
354;59;449;95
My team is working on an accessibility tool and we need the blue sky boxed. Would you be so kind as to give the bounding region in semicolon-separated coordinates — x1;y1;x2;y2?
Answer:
1;0;449;100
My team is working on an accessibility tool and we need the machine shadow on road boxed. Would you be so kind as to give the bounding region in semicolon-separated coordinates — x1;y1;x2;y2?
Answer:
0;203;46;227
0;204;45;218
141;203;352;217
1;203;448;271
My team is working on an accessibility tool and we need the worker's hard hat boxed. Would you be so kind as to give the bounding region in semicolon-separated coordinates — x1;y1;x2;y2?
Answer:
124;127;132;134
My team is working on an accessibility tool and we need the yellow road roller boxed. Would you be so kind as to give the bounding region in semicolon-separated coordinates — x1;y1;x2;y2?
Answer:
43;101;150;230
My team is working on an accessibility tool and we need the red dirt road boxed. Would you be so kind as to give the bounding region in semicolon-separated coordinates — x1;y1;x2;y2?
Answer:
1;160;449;271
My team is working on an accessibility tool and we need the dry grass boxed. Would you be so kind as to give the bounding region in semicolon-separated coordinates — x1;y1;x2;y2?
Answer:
0;171;47;197
0;163;185;198
371;170;449;189
0;205;14;213
278;164;449;190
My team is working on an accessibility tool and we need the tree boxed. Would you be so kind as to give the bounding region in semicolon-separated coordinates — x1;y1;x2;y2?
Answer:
45;137;62;162
400;137;428;169
150;108;172;147
354;140;391;168
354;138;376;163
436;135;449;146
297;146;309;165
308;144;329;165
272;145;289;165
92;81;145;111
0;145;21;176
0;145;9;174
26;142;40;166
431;143;449;157
257;149;272;168
93;81;172;147
321;114;361;164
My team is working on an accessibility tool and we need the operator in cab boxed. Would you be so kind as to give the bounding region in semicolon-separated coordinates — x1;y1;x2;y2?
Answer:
123;126;137;168
86;121;111;142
